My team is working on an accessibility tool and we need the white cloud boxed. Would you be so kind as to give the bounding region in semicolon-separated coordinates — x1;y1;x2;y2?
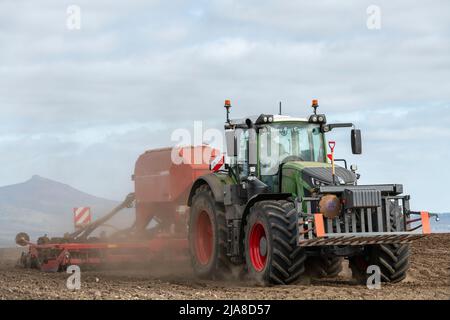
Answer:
0;0;449;211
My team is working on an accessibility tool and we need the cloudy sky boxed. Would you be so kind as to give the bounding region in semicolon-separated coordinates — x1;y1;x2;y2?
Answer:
0;0;449;212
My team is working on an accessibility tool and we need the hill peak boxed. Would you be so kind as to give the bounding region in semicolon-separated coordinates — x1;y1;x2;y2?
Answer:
29;174;56;183
0;176;121;247
0;175;117;211
30;174;45;180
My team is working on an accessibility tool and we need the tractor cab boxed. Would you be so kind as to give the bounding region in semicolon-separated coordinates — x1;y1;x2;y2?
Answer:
223;100;362;196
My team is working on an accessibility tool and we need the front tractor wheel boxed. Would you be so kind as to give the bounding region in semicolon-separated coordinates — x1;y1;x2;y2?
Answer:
244;200;306;285
306;256;344;278
350;204;411;284
188;185;231;279
349;243;411;284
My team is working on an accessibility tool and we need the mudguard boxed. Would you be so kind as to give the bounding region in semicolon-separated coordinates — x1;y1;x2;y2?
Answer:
187;173;225;206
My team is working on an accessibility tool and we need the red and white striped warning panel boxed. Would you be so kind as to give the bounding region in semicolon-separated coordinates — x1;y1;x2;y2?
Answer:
210;154;225;172
73;207;92;229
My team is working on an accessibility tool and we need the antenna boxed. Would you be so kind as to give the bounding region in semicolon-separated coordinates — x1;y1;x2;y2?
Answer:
279;101;282;115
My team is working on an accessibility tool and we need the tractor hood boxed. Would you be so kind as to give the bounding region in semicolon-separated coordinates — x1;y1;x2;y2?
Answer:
283;161;356;187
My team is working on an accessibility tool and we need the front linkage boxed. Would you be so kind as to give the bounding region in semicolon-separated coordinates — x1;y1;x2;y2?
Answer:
297;184;432;247
294;183;436;283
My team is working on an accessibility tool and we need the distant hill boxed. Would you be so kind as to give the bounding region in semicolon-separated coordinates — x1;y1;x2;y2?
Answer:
0;175;125;247
0;176;447;248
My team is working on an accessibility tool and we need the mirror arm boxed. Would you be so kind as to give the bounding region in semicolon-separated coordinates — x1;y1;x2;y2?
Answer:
322;123;354;132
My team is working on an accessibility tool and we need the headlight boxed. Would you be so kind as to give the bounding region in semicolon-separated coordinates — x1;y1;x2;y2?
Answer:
311;177;328;187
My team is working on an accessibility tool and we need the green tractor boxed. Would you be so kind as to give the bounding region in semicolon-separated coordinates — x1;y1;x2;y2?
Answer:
187;99;430;285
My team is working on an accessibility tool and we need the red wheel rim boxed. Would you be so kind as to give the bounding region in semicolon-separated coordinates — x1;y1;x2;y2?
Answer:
249;222;267;271
195;211;213;265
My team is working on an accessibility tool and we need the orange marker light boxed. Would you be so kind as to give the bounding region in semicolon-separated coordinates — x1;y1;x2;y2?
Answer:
421;211;431;234
314;214;325;237
224;99;231;107
312;99;318;107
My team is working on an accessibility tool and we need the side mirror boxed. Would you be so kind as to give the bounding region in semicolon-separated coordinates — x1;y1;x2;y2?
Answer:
351;129;362;154
225;130;237;157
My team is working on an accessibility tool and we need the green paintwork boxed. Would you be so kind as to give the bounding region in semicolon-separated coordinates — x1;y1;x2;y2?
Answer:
283;161;332;171
214;171;235;184
282;161;331;198
215;121;332;209
214;160;330;198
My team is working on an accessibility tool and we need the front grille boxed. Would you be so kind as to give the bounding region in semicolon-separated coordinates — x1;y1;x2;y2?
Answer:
297;195;417;246
343;189;381;209
324;208;389;234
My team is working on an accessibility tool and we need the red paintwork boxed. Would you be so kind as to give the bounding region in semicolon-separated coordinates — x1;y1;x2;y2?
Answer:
134;145;218;204
249;221;267;271
25;145;218;272
195;211;213;265
133;146;218;232
29;235;189;272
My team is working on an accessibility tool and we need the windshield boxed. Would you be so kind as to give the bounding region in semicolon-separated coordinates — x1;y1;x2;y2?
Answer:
259;123;325;176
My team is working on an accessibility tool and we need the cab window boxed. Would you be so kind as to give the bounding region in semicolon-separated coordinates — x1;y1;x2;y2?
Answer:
236;129;249;178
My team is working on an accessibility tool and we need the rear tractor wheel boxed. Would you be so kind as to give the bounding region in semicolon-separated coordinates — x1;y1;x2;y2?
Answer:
188;185;232;279
244;200;306;285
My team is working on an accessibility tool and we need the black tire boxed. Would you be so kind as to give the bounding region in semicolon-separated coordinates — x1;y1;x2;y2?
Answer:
188;185;232;279
349;202;410;283
306;256;344;278
244;200;306;285
349;243;410;283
